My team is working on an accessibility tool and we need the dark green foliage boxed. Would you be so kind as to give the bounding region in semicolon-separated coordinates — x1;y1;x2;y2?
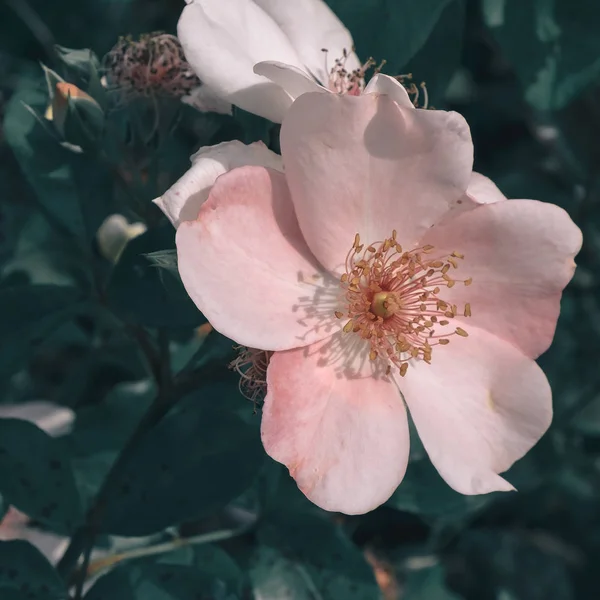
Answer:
0;285;83;380
107;224;206;329
326;0;454;74
403;565;461;600
483;0;600;110
0;540;68;599
85;562;239;600
251;512;380;599
101;396;264;536
0;419;83;532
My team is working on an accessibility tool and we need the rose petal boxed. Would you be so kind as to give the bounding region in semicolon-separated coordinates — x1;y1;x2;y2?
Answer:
421;199;582;358
398;325;553;495
254;61;326;101
437;171;507;225
364;73;414;109
178;0;304;122
280;92;473;274
181;83;233;115
467;172;506;204
262;333;410;514
176;166;337;350
153;141;282;228
253;0;361;85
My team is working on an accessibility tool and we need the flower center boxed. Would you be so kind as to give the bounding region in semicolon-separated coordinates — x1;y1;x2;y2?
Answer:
323;48;385;96
335;232;472;376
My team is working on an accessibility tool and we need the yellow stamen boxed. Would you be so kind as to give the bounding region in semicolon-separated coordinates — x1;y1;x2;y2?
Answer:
336;232;471;376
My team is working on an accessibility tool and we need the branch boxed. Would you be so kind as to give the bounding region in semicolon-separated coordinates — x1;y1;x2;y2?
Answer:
56;355;225;584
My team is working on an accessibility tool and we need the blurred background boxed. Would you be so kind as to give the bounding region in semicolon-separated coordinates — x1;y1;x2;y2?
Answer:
0;0;599;598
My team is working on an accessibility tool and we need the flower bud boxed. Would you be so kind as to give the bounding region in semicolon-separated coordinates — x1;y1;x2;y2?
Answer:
97;214;147;263
46;82;104;143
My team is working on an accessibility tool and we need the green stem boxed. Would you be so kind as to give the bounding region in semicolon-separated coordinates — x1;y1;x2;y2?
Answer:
56;356;223;584
56;393;173;579
84;524;252;580
73;539;93;600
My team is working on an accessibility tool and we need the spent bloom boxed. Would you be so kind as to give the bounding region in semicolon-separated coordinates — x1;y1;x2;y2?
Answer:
177;0;393;122
103;32;230;113
156;87;581;515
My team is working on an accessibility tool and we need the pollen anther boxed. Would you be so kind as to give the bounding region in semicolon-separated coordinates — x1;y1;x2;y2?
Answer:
337;231;472;376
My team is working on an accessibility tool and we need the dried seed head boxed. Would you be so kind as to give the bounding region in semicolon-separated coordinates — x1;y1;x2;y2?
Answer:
103;32;200;100
229;347;273;412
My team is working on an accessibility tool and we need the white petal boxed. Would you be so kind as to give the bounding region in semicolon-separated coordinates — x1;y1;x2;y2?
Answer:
254;61;326;101
0;401;74;436
178;0;305;122
181;84;233;115
97;214;147;263
253;0;361;85
153;141;283;228
364;73;415;109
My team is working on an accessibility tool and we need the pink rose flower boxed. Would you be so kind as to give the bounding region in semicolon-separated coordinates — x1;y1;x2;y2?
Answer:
169;92;582;515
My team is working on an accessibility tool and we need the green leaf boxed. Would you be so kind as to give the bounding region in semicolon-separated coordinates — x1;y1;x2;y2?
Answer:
252;512;380;600
482;0;600;110
101;394;264;536
3;83;83;240
191;545;244;596
0;419;84;532
0;494;7;521
84;561;239;600
0;540;68;600
571;397;600;435
107;225;205;329
67;381;155;506
62;93;105;150
387;456;491;522
325;0;454;74
151;544;245;596
454;530;575;599
41;65;66;105
3;80;115;242
403;564;461;600
402;0;466;106
54;45;102;82
233;107;273;144
0;285;82;380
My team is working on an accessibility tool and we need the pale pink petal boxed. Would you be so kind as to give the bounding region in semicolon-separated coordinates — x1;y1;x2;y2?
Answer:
253;0;361;85
153;141;282;228
176;166;337;350
262;334;410;514
364;73;414;109
280;92;473;273
254;61;326;101
421;199;582;358
437;171;507;225
398;326;553;495
467;171;506;204
178;0;304;123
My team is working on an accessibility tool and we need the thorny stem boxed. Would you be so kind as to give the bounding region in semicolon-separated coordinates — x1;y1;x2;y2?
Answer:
72;541;93;600
56;327;194;588
56;387;175;580
79;524;252;581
